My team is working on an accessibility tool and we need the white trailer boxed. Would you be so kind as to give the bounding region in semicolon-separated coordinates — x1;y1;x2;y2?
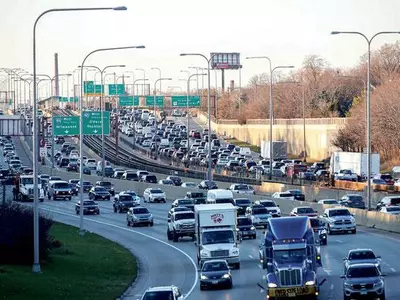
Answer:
195;204;240;269
261;141;287;160
330;152;380;179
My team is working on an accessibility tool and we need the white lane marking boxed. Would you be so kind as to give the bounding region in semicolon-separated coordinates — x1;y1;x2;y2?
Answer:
390;267;396;272
40;207;198;299
335;240;343;244
248;255;253;259
324;268;332;275
330;284;334;290
259;288;264;293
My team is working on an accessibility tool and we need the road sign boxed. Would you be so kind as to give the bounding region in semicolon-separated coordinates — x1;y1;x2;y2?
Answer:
145;96;164;107
84;81;94;94
69;97;79;102
8;99;12;105
52;115;80;136
118;96;139;106
82;111;110;135
61;97;69;102
39;147;47;158
171;95;201;107
108;84;125;95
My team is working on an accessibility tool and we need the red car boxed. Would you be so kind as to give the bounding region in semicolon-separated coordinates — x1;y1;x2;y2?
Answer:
290;206;318;217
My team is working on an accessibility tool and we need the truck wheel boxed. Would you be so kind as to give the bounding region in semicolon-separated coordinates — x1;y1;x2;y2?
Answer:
327;225;332;235
167;229;173;240
253;235;257;239
351;229;356;234
76;209;79;215
127;219;131;227
119;207;123;213
173;231;179;242
235;263;240;269
113;206;117;213
53;195;56;201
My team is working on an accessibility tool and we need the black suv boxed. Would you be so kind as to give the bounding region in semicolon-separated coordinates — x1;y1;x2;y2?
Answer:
237;217;256;239
95;181;115;196
287;189;305;201
233;198;252;215
47;180;72;201
113;194;135;213
75;200;100;215
140;174;157;184
340;194;366;209
89;186;111;201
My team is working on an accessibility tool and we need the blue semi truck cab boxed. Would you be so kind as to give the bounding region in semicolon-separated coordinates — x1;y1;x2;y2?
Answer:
259;216;323;299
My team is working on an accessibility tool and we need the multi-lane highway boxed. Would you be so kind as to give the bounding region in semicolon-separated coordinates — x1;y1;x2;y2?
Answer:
12;134;400;300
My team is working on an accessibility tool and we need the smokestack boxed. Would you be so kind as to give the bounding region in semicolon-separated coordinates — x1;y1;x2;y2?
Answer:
230;80;235;92
54;53;59;96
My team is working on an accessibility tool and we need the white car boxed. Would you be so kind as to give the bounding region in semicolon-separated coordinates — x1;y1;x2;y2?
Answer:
141;286;183;300
85;159;97;170
228;184;255;195
378;206;400;215
143;187;167;203
142;140;151;147
318;199;340;206
254;199;281;217
271;192;295;201
181;182;197;188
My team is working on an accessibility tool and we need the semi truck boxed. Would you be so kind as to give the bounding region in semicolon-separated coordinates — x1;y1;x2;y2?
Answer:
330;151;380;180
261;141;288;160
259;216;324;299
194;204;241;269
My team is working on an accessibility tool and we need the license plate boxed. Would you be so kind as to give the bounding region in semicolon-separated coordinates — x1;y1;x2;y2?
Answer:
273;287;310;297
102;196;106;199
212;280;218;284
361;291;367;295
288;292;296;297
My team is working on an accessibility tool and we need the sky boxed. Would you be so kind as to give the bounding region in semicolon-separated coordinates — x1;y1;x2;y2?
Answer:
1;0;400;96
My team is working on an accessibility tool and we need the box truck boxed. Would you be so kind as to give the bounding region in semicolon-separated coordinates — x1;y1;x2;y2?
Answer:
261;141;287;160
330;152;380;180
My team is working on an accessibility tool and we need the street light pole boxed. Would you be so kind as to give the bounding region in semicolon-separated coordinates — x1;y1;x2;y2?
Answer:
331;30;400;210
132;78;149;147
180;53;218;181
78;44;144;236
189;66;200;94
135;68;146;96
151;67;162;93
246;56;294;179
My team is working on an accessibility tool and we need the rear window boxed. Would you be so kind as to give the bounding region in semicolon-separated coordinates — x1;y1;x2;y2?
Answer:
348;195;363;202
381;174;393;180
260;201;276;207
237;218;252;226
235;199;251;205
281;193;293;198
126;173;138;179
178;199;194;205
190;192;204;198
146;175;157;181
99;182;111;187
119;195;133;202
389;198;400;205
216;198;234;204
54;182;69;189
253;207;269;214
133;208;149;214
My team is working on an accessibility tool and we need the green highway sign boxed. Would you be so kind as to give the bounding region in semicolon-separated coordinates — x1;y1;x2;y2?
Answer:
84;81;94;94
145;96;164;107
69;97;79;102
8;99;12;105
61;97;69;102
82;111;110;135
108;84;125;95
171;95;201;107
52;115;80;136
119;95;139;106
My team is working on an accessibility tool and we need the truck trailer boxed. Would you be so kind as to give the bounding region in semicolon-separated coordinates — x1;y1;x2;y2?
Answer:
259;216;324;299
194;204;241;269
330;151;380;180
261;141;288;160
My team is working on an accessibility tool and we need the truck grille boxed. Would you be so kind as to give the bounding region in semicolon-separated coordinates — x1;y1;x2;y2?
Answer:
210;250;229;258
334;220;344;225
181;224;194;229
344;220;352;224
279;269;302;286
353;284;373;290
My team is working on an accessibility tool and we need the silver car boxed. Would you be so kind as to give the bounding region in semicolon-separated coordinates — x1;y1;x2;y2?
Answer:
126;206;154;227
341;263;386;300
343;249;381;273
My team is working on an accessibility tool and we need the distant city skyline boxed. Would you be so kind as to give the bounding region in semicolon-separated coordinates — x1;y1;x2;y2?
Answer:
1;0;400;96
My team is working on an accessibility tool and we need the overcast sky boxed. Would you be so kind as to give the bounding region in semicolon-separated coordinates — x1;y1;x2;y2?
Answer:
1;0;400;96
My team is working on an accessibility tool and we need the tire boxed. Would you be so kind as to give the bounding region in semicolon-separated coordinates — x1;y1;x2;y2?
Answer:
200;286;204;291
173;231;179;242
114;207;117;213
227;281;233;289
119;207;123;213
68;197;71;201
235;263;240;269
253;235;257;239
380;293;386;300
127;219;131;227
351;229;356;234
53;195;56;201
48;194;50;200
343;293;350;300
327;225;332;235
149;222;153;227
76;209;79;215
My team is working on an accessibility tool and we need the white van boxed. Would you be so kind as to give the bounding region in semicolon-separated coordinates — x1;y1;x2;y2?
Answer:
206;189;234;204
141;110;150;121
239;147;252;158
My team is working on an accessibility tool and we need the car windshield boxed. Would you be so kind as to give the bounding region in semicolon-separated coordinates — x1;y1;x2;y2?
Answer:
178;199;194;206
54;182;69;189
150;189;163;194
237;218;252;226
119;195;133;202
202;230;235;245
190;192;204;198
21;177;33;185
95;187;106;192
83;182;91;186
329;209;351;217
348;266;379;278
125;191;137;197
280;193;293;198
349;251;376;260
348;195;363;202
253;207;269;214
386;206;400;212
260;201;277;207
126;173;138;179
236;199;251;205
323;200;338;204
175;212;194;220
99;182;111;187
202;261;229;272
83;201;96;206
274;249;306;264
298;207;314;214
381;174;393;180
133;208;149;214
236;184;249;190
142;291;174;300
289;190;302;195
310;219;323;228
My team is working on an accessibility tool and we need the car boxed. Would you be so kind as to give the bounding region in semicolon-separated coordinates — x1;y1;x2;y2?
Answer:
253;200;281;217
113;170;125;179
88;186;111;201
126;206;154;227
121;171;139;181
167;210;196;242
95;181;115;196
185;191;206;204
318;199;340;205
158;179;174;185
166;176;182;186
85;159;97;170
115;190;140;206
167;206;192;221
228;184;255;195
376;195;400;211
199;259;232;290
236;216;256;239
66;162;79;172
343;249;382;274
245;205;271;228
181;182;197;188
290;206;318;217
113;194;136;213
76;181;93;193
233;198;252;215
378;206;400;215
140;286;183;300
49;176;62;182
271;191;295;201
171;198;195;211
320;207;356;235
47;180;72;201
68;179;80;196
309;217;327;245
140;174;158;184
143;188;166;203
341;263;386;300
340;194;366;209
198;180;218;190
286;189;305;201
75;200;100;215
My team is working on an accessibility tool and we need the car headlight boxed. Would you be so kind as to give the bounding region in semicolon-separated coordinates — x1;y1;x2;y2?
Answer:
250;226;256;230
200;275;208;280
222;274;230;279
200;251;209;257
254;217;260;221
344;281;352;287
232;249;239;255
374;280;384;287
305;281;315;286
268;283;277;288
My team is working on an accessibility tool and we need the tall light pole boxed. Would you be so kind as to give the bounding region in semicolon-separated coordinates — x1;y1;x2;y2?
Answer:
135;68;146;96
331;30;400;210
180;53;218;181
246;56;294;179
189;66;200;94
79;44;144;236
153;78;172;159
78;64;126;179
151;67;162;93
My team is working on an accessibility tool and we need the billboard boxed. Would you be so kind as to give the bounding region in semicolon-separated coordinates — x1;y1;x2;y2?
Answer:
210;52;241;70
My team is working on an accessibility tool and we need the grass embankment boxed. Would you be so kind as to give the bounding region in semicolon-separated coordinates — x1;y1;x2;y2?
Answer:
225;138;261;153
0;223;137;300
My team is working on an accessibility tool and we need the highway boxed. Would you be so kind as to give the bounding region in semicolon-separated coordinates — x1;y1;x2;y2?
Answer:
13;134;400;300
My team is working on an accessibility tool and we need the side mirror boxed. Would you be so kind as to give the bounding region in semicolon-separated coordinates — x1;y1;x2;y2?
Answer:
376;255;381;259
277;205;280;207
343;258;347;260
381;274;387;277
340;275;345;279
167;219;171;223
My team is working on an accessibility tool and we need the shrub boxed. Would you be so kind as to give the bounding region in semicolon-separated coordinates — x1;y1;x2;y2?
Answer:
0;203;53;265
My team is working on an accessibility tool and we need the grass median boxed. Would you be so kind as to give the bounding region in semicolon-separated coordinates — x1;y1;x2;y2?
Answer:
0;222;137;300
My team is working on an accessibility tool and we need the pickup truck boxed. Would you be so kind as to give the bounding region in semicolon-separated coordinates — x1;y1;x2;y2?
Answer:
167;210;195;242
334;169;358;182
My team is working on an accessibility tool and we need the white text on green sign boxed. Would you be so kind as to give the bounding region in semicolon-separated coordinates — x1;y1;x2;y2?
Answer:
82;111;110;135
